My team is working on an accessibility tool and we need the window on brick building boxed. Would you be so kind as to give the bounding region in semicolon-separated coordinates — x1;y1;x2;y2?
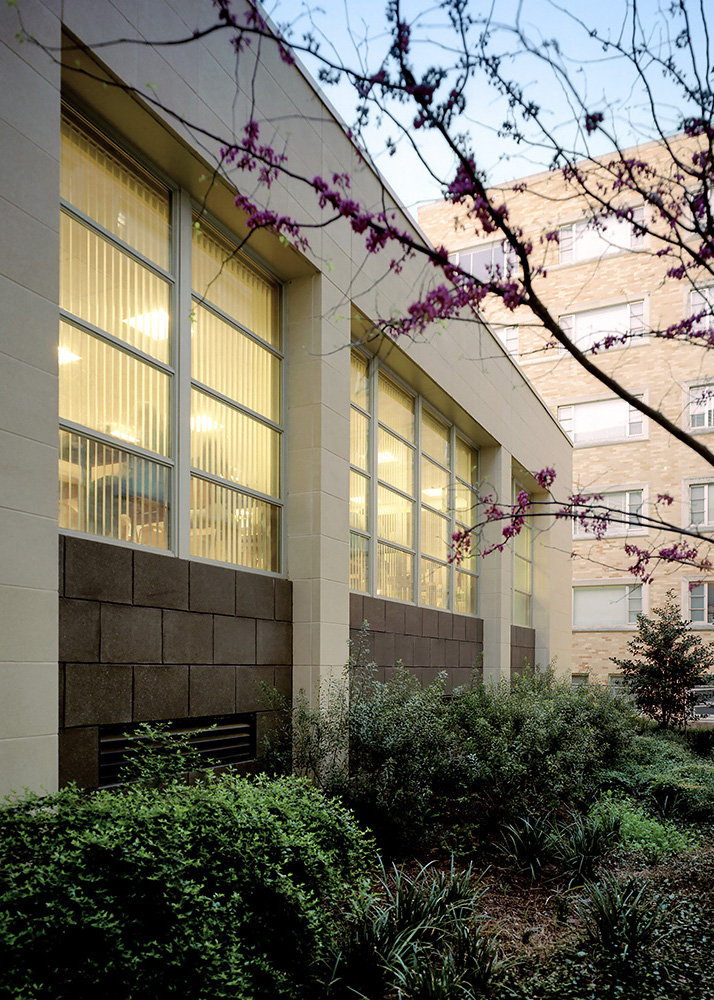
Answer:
573;583;642;628
559;206;645;264
688;383;714;430
559;301;645;354
573;488;645;537
557;396;645;446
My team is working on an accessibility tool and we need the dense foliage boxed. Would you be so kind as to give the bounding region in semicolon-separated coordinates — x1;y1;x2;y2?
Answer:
0;775;372;1000
5;631;714;999
275;626;640;852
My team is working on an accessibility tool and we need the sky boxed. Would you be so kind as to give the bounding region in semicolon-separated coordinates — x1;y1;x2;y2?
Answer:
262;0;709;214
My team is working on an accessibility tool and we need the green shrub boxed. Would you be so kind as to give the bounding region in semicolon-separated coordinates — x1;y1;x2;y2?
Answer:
0;775;373;1000
283;626;462;852
597;731;714;820
450;669;639;820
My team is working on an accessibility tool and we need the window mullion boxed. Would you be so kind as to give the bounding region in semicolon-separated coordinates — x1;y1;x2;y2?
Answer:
175;189;193;560
368;356;378;598
449;423;456;611
415;394;422;606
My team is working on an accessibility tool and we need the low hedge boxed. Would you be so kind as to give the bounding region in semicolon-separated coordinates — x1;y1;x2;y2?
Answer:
0;774;373;1000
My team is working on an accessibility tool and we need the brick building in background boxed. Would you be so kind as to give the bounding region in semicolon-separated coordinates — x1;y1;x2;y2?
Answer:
420;138;714;686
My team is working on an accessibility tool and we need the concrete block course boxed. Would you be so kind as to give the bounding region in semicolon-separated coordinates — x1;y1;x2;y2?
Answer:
64;663;133;727
214;615;256;665
235;665;273;713
274;578;292;621
59;598;100;662
64;537;132;603
422;608;440;638
134;550;189;610
162;610;213;665
256;620;292;665
236;570;275;619
189;562;236;616
189;665;236;717
58;727;98;788
57;535;292;786
133;664;189;722
348;594;484;679
101;605;162;664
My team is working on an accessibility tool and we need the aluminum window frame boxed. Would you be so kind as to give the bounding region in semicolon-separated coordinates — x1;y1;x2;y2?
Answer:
58;103;285;574
572;486;647;538
349;348;479;613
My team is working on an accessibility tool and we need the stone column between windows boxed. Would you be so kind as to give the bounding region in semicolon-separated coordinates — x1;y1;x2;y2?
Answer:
478;446;512;683
0;9;61;797
286;274;351;708
531;493;573;676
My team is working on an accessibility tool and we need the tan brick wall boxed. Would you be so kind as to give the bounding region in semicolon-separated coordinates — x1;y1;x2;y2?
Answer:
420;139;714;685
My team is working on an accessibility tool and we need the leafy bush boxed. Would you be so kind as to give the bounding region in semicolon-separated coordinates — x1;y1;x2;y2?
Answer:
450;669;639;820
280;626;462;852
597;731;714;821
274;633;646;850
119;720;217;783
0;775;373;1000
612;591;714;728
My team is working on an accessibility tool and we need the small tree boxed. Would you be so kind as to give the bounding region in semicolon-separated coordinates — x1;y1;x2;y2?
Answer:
611;592;714;728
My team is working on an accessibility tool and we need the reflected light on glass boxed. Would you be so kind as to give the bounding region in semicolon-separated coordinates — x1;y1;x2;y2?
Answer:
123;309;169;342
58;347;81;364
190;414;221;432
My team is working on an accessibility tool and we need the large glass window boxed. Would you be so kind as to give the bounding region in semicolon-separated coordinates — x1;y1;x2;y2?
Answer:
59;108;173;549
513;481;533;626
190;220;281;571
690;582;714;624
59;108;283;570
455;240;517;282
573;488;645;538
349;350;478;612
689;383;714;430
690;482;714;529
559;207;644;264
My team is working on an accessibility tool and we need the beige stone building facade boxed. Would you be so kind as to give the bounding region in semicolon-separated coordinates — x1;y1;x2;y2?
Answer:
420;141;714;685
0;0;571;798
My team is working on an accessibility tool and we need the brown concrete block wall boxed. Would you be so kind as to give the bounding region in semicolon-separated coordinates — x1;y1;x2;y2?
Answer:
350;593;483;692
58;535;292;787
510;625;537;678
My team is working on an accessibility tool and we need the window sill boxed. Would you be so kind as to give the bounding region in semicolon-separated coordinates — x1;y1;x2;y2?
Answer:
573;625;637;632
571;436;648;450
